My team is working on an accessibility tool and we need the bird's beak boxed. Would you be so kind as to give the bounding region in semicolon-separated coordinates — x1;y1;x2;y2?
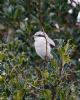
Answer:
32;35;35;41
32;34;37;38
32;35;34;38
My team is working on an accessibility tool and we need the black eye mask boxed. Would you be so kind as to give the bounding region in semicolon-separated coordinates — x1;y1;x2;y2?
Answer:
35;34;45;37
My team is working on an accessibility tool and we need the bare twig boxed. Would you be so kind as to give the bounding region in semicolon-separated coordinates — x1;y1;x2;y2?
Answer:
38;0;48;61
70;0;78;5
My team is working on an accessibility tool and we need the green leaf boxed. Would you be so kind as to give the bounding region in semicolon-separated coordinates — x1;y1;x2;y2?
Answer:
43;70;49;79
13;90;25;100
40;89;52;100
0;52;5;61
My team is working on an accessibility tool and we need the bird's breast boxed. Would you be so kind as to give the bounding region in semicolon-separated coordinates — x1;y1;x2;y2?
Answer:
34;37;46;48
34;37;51;58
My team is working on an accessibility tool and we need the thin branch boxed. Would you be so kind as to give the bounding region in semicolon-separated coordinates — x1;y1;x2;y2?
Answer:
38;0;48;61
70;0;78;5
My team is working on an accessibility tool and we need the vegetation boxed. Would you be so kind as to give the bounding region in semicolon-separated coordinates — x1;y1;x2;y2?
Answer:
0;0;80;100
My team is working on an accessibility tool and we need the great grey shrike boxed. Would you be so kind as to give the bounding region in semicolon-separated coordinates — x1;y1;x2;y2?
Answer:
33;31;55;60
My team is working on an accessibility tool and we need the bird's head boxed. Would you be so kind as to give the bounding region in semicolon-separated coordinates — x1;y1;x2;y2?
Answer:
33;31;47;40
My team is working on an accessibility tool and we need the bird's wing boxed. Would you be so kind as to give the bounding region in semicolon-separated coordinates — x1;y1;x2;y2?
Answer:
47;37;55;47
41;31;55;47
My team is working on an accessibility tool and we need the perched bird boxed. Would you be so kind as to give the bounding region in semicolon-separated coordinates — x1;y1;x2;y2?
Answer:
33;31;55;60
